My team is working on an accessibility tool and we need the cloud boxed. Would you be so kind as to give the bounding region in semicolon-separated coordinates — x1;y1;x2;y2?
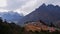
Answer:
15;0;44;15
1;0;60;10
0;0;7;7
15;0;60;16
1;0;60;16
4;0;31;10
44;0;60;6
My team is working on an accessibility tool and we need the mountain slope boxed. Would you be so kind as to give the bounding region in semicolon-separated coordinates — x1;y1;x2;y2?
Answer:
19;4;60;25
0;11;23;24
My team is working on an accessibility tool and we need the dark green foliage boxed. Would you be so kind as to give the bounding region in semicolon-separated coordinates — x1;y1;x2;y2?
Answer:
40;20;47;25
49;22;55;27
0;17;3;23
0;17;22;34
0;17;60;34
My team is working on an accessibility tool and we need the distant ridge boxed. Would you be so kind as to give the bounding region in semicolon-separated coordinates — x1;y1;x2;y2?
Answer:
0;11;23;24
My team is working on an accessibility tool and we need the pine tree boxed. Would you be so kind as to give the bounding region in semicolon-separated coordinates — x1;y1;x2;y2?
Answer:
0;17;3;23
50;22;55;27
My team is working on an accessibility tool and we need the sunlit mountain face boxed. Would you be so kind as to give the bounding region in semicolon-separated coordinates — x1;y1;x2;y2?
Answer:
19;4;60;26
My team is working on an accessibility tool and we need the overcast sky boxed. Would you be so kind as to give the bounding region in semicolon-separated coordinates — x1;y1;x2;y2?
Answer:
0;0;60;16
